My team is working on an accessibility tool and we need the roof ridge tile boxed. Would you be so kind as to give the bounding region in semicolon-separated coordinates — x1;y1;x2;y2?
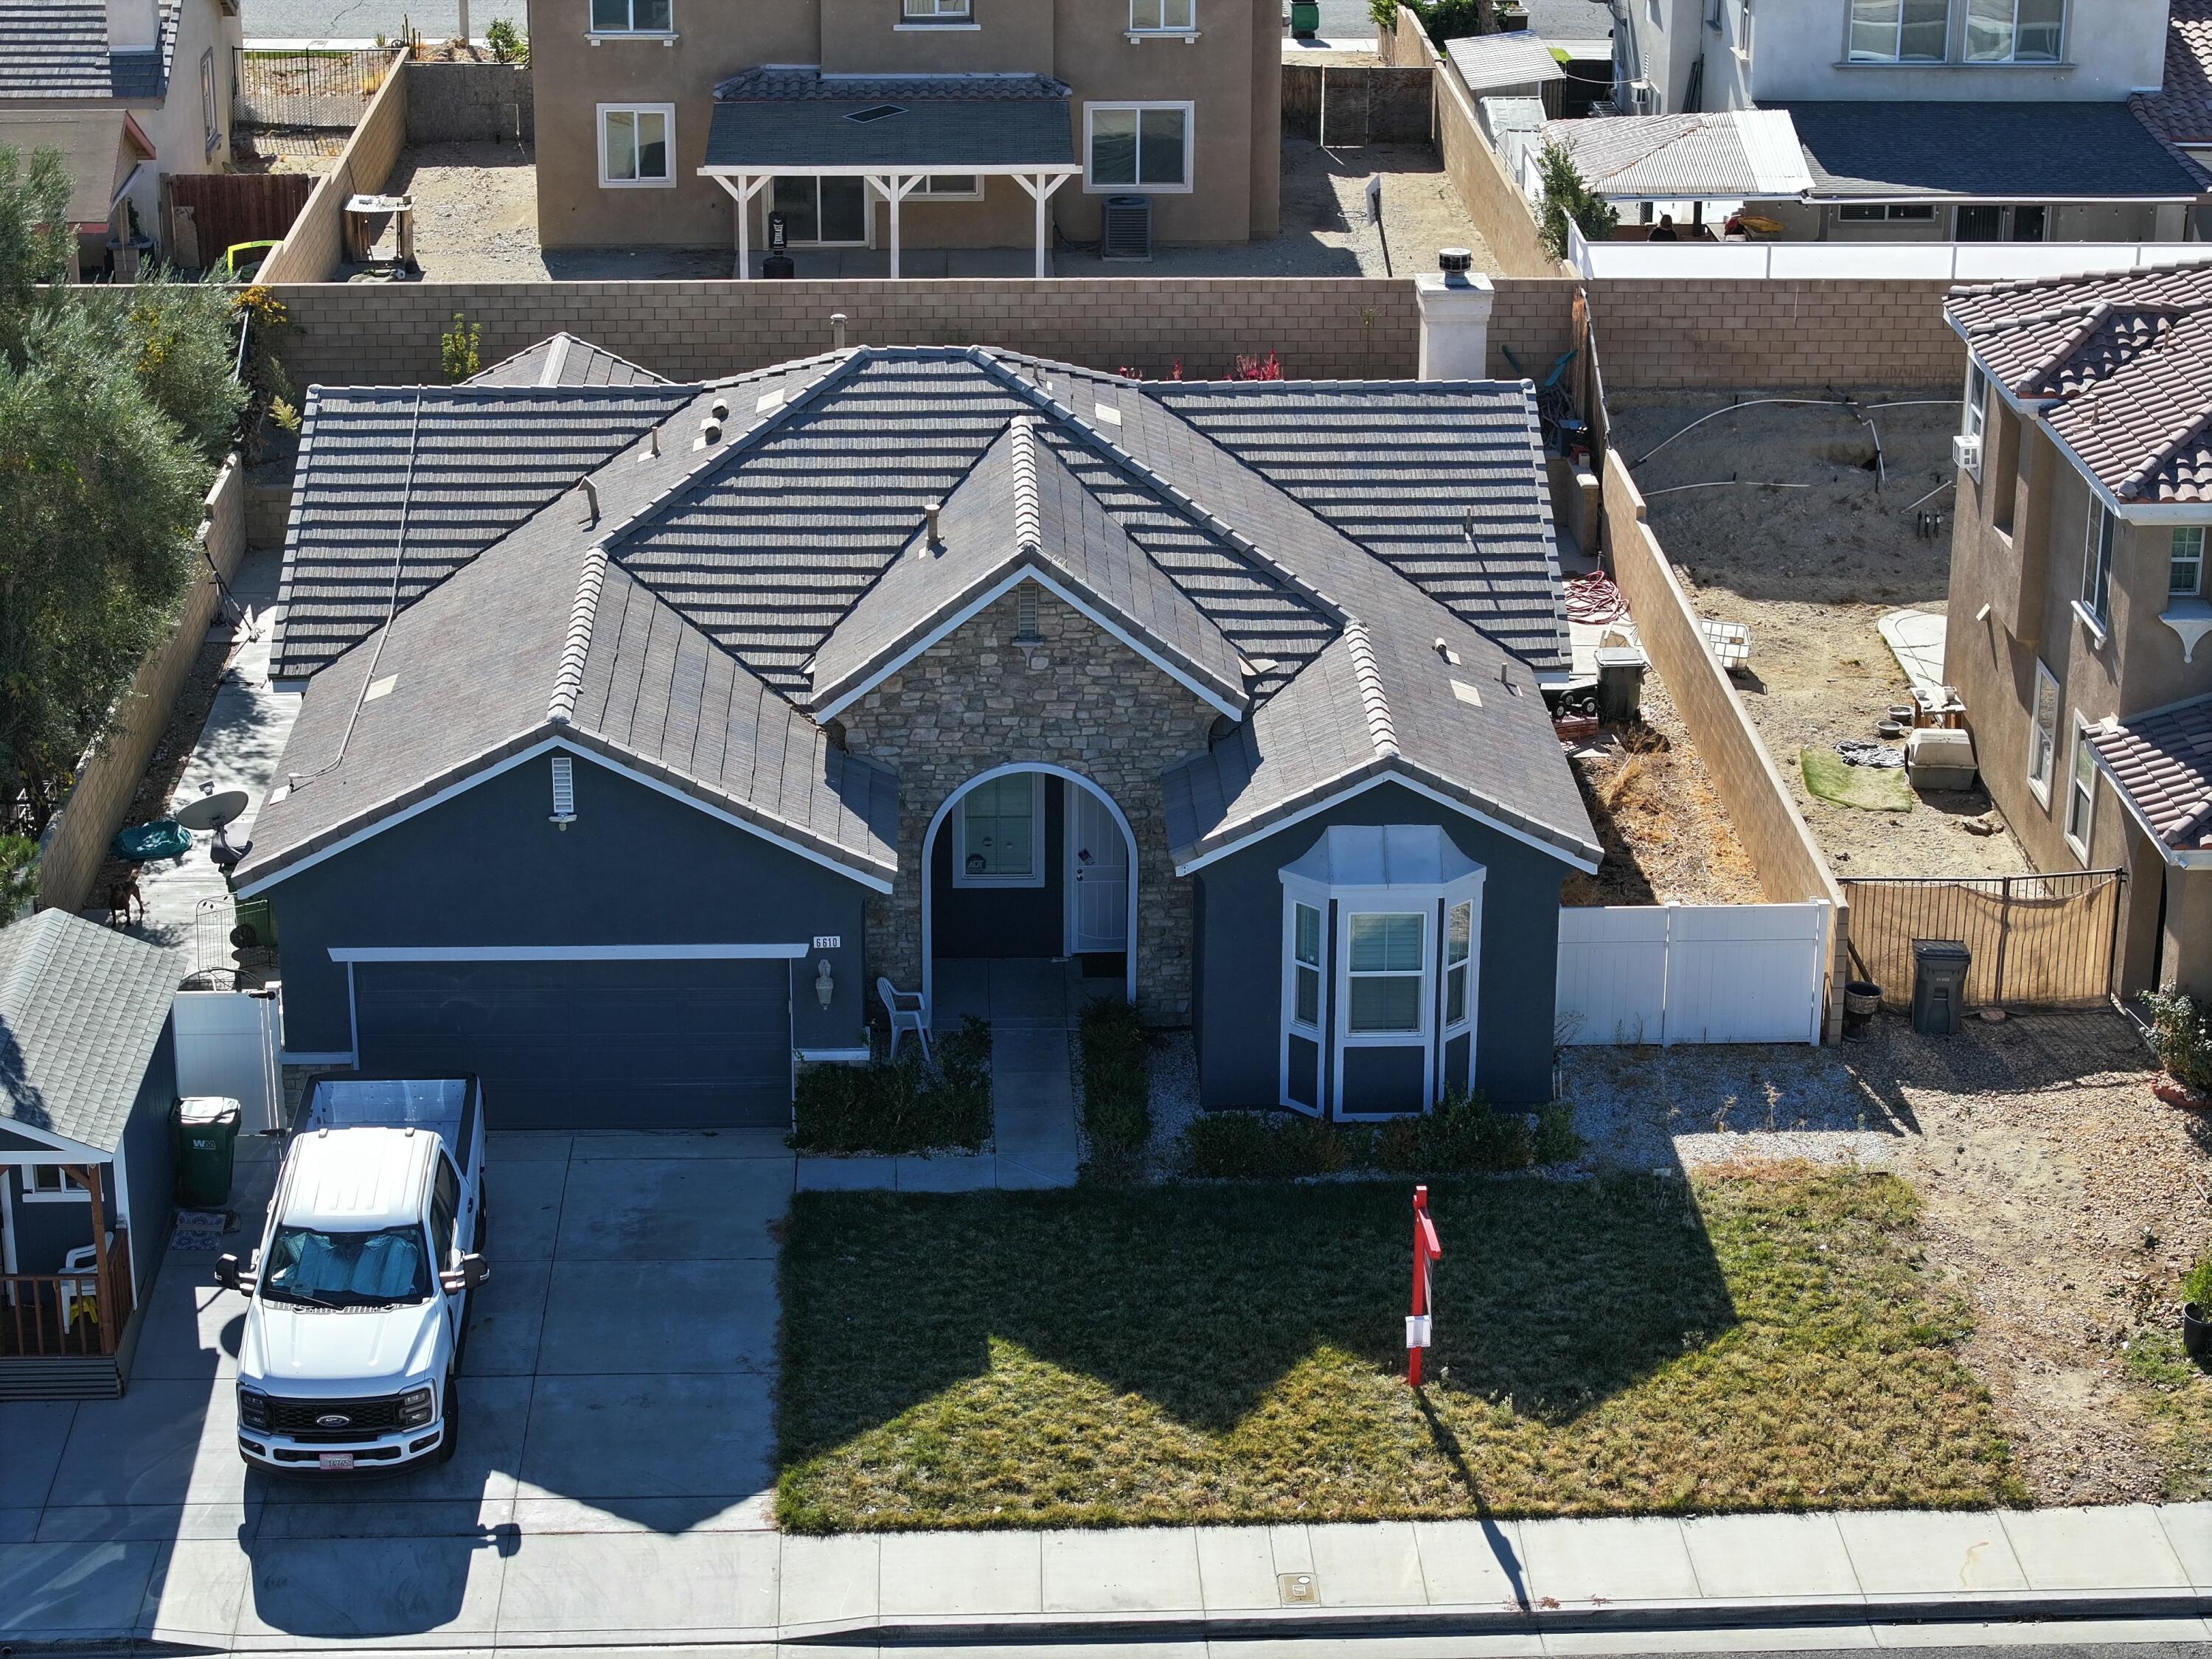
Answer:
1343;621;1399;759
548;543;608;726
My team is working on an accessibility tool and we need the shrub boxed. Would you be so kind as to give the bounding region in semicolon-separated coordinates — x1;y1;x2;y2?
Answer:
0;832;33;922
2185;1253;2212;1313
1534;141;1618;262
2146;987;2212;1093
484;18;528;63
440;312;481;382
1079;996;1151;1155
1180;1093;1571;1179
790;1018;991;1155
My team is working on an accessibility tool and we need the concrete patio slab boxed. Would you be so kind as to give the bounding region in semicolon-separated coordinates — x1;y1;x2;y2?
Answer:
228;1532;508;1647
488;1130;574;1164
0;1508;37;1543
555;1158;790;1260
465;1258;551;1374
879;1530;1044;1618
0;1539;163;1636
1680;1512;1858;1599
996;1150;1081;1189
0;1399;73;1507
518;1371;773;1500
798;1157;900;1190
253;1497;512;1539
126;1276;246;1380
483;1158;572;1262
509;1493;773;1534
1835;1509;2026;1595
779;1532;883;1628
2000;1504;2189;1590
1041;1526;1203;1613
1412;1517;1531;1607
535;1259;777;1374
1518;1515;1702;1604
46;1378;243;1509
142;1534;251;1643
1194;1525;1279;1610
1308;1520;1428;1607
495;1528;779;1638
1268;1523;1317;1576
35;1498;259;1543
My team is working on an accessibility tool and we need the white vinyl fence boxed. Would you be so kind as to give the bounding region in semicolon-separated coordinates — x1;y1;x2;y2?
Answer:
1557;902;1828;1046
1567;224;2212;283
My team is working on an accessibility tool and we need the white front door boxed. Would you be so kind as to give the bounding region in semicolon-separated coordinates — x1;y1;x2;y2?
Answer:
1065;787;1129;954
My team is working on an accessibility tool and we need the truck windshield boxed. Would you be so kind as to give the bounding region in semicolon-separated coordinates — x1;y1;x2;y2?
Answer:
262;1224;434;1307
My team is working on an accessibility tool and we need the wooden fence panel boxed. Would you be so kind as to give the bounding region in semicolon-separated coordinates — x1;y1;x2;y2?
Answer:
167;174;312;268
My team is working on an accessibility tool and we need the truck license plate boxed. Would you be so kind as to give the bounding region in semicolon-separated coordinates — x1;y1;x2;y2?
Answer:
319;1452;355;1471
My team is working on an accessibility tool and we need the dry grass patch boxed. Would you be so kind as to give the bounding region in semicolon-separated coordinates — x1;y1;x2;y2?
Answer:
776;1164;2020;1531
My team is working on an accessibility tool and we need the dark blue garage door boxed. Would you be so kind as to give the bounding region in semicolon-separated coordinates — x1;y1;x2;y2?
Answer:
353;959;792;1130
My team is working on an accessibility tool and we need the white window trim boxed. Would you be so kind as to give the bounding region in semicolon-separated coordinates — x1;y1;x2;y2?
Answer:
902;0;973;15
2172;526;2207;597
587;0;675;33
2027;659;2058;806
911;175;985;201
24;1164;93;1203
2080;496;2114;633
2064;717;2096;860
768;175;874;247
1083;100;1195;195
1127;0;1198;36
1343;908;1430;1046
1280;877;1328;1117
1962;361;1989;478
952;773;1046;889
598;102;677;189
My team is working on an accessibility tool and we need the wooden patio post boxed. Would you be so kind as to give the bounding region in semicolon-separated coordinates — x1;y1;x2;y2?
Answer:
69;1163;114;1356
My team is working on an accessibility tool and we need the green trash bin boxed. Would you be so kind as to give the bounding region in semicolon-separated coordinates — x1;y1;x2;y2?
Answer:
1290;0;1319;37
175;1096;243;1208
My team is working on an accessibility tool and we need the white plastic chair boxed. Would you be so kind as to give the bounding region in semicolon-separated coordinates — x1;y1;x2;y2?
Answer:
58;1238;109;1332
877;976;931;1063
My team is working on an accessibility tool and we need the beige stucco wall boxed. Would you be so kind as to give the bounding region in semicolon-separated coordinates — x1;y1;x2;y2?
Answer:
529;0;1276;251
837;585;1220;1022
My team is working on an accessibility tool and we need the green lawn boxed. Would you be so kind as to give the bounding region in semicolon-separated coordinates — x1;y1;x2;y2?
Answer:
776;1167;2022;1531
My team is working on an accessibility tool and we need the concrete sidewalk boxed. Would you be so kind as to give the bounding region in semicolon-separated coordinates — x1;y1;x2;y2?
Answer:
15;1500;2212;1651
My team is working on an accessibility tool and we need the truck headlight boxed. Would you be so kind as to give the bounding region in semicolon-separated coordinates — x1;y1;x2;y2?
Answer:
400;1385;437;1428
238;1387;270;1430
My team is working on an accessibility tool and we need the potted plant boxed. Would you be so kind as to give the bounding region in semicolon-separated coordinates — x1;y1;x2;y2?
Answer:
2185;1255;2212;1360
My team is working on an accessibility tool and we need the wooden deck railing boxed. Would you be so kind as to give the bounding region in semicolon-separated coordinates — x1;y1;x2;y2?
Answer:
0;1226;134;1358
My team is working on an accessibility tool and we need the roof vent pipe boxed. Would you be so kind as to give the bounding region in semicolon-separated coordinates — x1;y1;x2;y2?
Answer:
701;417;723;445
579;479;599;522
710;396;730;422
924;500;942;549
832;312;849;350
647;428;659;458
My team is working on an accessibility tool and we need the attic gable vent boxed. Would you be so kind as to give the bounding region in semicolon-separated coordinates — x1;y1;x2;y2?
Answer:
549;754;577;826
846;103;905;123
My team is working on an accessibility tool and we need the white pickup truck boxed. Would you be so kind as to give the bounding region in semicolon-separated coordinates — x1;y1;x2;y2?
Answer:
218;1074;489;1475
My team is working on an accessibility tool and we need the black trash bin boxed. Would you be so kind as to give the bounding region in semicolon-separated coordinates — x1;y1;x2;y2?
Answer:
1910;939;1971;1036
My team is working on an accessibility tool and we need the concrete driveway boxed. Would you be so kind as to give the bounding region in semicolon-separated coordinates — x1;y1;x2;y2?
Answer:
0;1127;789;1647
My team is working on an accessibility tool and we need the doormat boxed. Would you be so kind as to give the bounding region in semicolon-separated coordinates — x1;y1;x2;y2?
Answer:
172;1209;235;1251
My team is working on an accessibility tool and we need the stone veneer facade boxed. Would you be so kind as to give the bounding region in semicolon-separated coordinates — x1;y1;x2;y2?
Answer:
838;585;1222;1023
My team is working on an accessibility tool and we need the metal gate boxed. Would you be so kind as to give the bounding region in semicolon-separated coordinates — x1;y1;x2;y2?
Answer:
1841;870;2122;1011
233;46;398;129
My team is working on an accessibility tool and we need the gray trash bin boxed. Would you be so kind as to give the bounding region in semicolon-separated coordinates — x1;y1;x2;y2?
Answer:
1910;939;1971;1036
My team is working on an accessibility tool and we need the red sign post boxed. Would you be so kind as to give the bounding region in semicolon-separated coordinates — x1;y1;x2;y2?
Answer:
1407;1184;1443;1388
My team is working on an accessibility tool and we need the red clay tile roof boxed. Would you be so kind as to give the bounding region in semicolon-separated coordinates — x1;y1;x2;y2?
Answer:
1948;266;2212;503
2135;0;2212;150
2084;698;2212;849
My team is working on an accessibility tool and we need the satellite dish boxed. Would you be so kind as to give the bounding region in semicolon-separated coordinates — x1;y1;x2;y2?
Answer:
175;789;250;832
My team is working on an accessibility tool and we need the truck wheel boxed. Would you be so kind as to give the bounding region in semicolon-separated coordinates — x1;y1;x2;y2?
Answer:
436;1377;460;1464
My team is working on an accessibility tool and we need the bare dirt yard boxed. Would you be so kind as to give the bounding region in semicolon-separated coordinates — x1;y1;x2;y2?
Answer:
1568;1008;2212;1506
1607;392;2034;883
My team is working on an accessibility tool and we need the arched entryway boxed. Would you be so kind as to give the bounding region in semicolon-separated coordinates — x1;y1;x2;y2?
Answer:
921;763;1138;1015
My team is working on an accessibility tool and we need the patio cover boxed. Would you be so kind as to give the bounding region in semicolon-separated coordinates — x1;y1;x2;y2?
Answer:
701;69;1080;279
1781;100;2205;201
1537;109;1812;201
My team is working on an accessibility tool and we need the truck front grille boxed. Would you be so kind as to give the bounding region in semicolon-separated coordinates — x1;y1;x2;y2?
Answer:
263;1394;406;1440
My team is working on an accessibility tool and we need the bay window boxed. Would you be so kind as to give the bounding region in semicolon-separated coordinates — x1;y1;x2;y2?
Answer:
1346;913;1425;1034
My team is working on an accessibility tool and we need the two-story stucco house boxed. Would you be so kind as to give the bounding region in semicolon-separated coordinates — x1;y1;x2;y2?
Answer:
1943;265;2212;1000
526;0;1282;272
234;331;1597;1132
0;0;244;274
1599;0;2201;243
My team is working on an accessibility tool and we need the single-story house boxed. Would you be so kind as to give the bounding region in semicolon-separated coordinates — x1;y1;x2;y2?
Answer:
237;337;1598;1130
0;108;156;274
1;908;181;1397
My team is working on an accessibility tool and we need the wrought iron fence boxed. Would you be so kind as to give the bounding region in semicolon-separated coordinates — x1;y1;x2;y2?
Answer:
1841;870;2124;1011
234;46;399;131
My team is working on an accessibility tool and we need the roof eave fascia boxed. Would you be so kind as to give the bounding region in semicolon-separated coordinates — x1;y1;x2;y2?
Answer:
2084;739;2212;868
0;1117;110;1158
2037;414;2212;521
1170;758;1601;880
697;161;1081;177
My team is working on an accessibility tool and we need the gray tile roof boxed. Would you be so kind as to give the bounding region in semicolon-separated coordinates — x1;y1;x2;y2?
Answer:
1535;110;1813;200
0;0;178;101
705;68;1075;172
1781;100;2205;201
1149;380;1572;675
2133;0;2212;182
1948;265;2212;504
0;909;178;1155
468;332;669;389
2084;696;2212;849
247;341;1597;888
809;417;1253;714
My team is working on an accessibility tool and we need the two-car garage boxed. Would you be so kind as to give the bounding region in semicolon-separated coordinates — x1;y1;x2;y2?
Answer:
347;954;798;1130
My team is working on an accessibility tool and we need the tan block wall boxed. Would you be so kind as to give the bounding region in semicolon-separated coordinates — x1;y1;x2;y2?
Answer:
1578;278;1966;389
1603;451;1851;1039
256;276;1425;383
839;587;1220;1021
1418;11;1565;280
38;455;248;913
260;52;411;284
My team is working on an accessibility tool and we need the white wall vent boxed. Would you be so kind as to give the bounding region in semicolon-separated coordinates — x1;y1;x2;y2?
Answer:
1013;585;1042;646
549;754;577;825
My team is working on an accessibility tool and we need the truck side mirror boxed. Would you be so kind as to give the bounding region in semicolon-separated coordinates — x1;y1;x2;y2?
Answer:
215;1253;254;1294
442;1253;490;1293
